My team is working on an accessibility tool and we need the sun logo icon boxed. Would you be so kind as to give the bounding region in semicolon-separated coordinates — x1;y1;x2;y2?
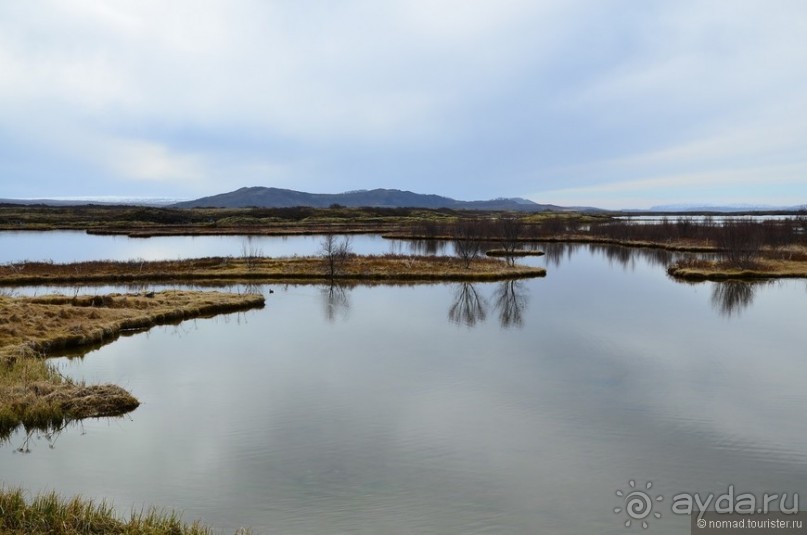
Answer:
614;480;664;529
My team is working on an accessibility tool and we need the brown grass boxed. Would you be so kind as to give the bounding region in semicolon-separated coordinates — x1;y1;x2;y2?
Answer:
667;257;807;280
0;291;264;437
0;255;546;285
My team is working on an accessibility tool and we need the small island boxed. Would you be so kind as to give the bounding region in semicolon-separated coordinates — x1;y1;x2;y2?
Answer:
0;255;546;286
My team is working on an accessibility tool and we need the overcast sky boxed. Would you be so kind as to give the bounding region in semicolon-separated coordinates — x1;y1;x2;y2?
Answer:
1;1;806;209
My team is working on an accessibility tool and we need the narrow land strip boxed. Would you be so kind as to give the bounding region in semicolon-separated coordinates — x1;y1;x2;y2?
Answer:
0;255;546;285
667;258;807;280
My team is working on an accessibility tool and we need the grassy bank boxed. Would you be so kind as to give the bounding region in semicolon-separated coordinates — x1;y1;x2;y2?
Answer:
0;291;264;438
0;255;546;286
667;257;807;281
0;487;251;535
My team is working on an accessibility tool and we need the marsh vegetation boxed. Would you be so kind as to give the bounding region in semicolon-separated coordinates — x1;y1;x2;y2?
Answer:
0;487;251;535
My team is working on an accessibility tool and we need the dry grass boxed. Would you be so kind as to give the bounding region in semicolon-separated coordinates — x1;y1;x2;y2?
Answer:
0;255;546;285
667;257;807;280
0;291;264;437
0;487;252;534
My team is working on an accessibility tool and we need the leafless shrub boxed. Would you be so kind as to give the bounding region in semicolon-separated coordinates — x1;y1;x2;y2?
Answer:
240;238;263;270
320;234;352;279
451;220;484;268
497;217;523;263
716;220;763;268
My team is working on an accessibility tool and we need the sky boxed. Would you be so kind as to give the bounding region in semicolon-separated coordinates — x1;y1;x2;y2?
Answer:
1;1;806;209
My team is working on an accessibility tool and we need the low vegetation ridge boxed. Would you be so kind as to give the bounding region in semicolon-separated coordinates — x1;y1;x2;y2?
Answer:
667;257;807;280
0;487;251;535
0;290;264;438
0;255;546;285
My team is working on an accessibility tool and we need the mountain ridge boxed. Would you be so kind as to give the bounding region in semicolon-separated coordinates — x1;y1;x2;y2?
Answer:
172;187;584;211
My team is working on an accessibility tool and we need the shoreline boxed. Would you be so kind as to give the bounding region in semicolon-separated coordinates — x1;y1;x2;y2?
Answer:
666;258;807;281
0;290;265;438
0;487;248;535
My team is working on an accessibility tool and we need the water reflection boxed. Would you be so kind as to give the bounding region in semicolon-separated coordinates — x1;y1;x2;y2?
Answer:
542;243;575;268
448;283;487;327
1;419;79;451
321;283;352;322
492;280;528;328
710;281;761;317
448;282;530;329
402;239;449;256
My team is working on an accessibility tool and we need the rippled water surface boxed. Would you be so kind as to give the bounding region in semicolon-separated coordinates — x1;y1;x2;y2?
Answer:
1;235;806;534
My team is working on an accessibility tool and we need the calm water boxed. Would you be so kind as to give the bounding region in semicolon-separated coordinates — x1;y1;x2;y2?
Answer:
0;231;403;263
1;234;806;534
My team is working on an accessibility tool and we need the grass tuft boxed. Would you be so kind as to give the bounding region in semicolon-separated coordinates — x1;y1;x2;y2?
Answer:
0;487;252;534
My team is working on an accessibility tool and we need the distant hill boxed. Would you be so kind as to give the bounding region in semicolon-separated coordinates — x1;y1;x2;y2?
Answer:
173;187;584;212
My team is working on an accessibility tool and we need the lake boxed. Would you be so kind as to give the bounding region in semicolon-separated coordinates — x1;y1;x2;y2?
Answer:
1;234;805;534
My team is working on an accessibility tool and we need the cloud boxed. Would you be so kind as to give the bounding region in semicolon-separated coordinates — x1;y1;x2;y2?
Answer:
0;0;806;204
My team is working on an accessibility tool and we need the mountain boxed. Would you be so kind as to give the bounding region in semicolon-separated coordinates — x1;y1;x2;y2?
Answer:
173;187;578;211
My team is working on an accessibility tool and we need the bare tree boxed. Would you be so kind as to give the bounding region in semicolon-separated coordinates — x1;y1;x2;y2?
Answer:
320;234;352;279
451;219;484;268
497;217;523;265
241;237;263;270
716;220;763;268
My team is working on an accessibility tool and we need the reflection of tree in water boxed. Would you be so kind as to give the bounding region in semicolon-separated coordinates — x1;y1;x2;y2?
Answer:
588;243;677;270
448;283;487;327
590;243;635;270
710;281;758;317
406;239;448;256
542;243;577;268
493;280;529;328
321;283;352;322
